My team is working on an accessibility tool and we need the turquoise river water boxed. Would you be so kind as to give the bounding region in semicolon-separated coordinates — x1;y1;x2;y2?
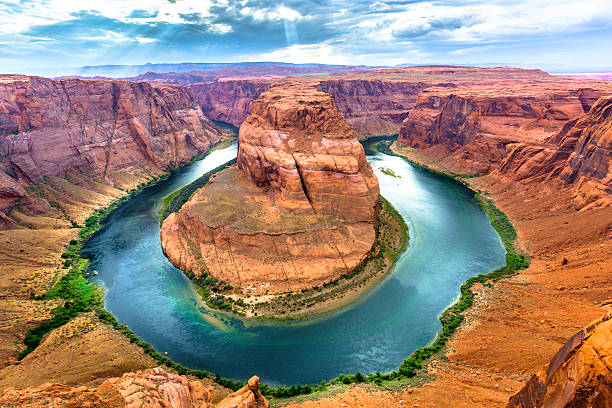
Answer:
84;141;506;386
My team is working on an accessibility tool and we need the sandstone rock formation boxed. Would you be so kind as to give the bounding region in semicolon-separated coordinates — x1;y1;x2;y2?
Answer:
396;84;612;174
500;96;612;209
237;85;379;221
507;313;612;407
161;86;379;294
216;376;269;408
0;74;221;213
0;367;269;408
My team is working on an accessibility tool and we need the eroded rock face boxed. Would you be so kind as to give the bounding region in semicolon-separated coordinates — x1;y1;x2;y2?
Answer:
507;313;612;408
0;74;221;211
191;80;272;126
500;96;612;209
161;86;379;294
397;84;612;174
0;368;269;408
237;85;379;222
191;78;432;138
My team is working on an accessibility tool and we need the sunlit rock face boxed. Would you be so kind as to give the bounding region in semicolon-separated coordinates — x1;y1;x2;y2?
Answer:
237;85;379;222
500;96;612;209
0;75;220;183
507;313;612;408
0;367;270;408
161;85;379;295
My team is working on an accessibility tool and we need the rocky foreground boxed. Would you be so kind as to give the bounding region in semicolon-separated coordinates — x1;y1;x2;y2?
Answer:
161;85;379;296
0;367;269;408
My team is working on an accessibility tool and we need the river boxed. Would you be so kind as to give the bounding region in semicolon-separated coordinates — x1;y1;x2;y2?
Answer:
84;141;506;385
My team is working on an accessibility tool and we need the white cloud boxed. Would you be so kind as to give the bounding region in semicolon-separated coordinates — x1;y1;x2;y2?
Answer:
370;2;390;12
240;5;303;22
250;43;349;65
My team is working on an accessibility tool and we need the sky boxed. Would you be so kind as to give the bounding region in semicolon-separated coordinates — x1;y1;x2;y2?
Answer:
1;0;612;76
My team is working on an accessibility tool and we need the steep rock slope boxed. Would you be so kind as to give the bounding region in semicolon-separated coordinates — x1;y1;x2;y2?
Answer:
0;367;269;408
237;85;379;221
317;79;432;138
507;313;612;407
0;75;221;213
397;84;612;174
190;80;272;125
499;96;612;209
161;86;379;294
190;78;438;138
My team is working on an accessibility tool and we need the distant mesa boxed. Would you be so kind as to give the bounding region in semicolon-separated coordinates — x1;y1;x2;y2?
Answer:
160;85;380;295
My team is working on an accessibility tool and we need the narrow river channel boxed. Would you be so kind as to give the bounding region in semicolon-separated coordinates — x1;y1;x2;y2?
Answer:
84;141;506;386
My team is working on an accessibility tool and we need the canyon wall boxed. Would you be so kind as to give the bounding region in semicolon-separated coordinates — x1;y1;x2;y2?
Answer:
190;78;436;138
0;75;222;214
316;79;432;138
161;85;379;294
190;80;272;126
499;95;612;209
396;84;612;174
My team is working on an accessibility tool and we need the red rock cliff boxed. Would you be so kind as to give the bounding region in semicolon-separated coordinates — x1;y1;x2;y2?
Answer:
161;85;379;295
0;75;221;182
500;95;612;209
507;313;612;408
190;80;272;125
396;84;612;173
237;85;379;221
190;78;436;138
0;74;221;212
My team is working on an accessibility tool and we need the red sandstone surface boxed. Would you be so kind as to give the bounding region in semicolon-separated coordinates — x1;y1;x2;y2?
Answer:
0;367;269;408
397;82;612;174
161;85;379;294
508;313;612;407
0;74;221;217
500;96;612;209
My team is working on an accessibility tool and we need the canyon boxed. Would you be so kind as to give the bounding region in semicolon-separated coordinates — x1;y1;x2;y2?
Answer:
0;74;223;224
160;85;380;299
0;65;611;407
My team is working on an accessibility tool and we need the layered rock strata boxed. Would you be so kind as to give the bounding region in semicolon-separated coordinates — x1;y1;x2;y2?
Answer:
0;74;221;213
500;96;612;209
161;86;379;295
507;313;612;407
191;78;428;138
0;367;269;408
397;84;612;174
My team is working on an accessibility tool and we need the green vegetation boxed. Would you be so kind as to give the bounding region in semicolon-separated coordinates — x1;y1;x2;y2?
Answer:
380;167;400;178
19;259;101;359
18;174;169;360
158;158;237;222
